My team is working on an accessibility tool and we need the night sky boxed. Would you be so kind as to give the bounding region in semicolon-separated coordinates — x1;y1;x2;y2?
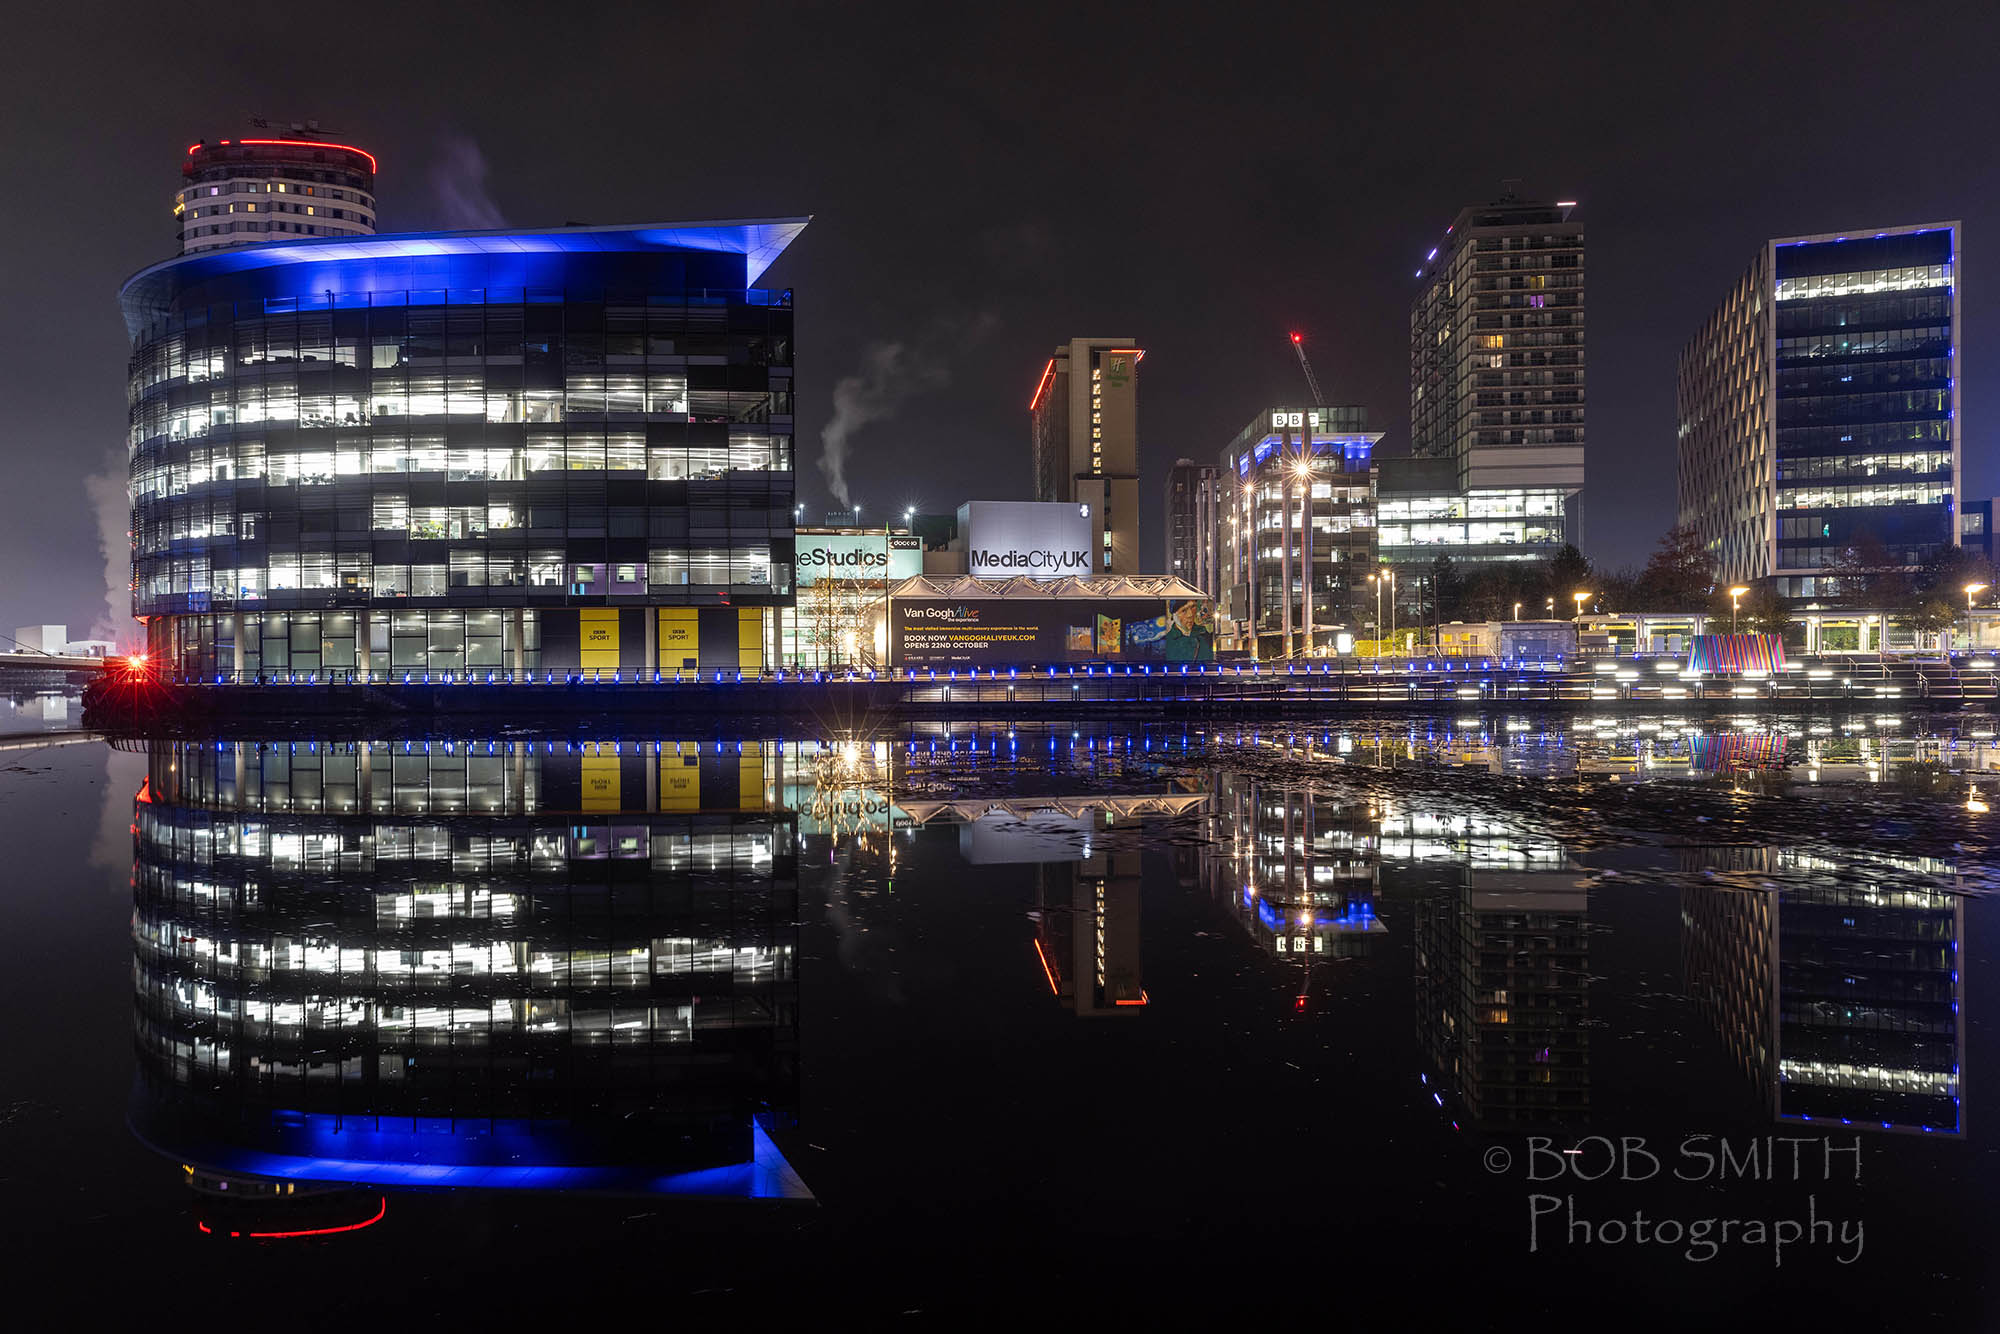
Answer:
4;1;1996;641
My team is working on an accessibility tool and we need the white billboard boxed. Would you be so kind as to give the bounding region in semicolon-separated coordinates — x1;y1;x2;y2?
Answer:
795;532;924;586
957;501;1092;580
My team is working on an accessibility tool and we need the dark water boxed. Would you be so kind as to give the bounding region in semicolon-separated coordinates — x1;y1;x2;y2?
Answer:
3;711;1996;1325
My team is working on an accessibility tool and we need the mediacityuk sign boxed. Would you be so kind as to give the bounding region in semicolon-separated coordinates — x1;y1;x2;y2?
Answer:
959;501;1091;580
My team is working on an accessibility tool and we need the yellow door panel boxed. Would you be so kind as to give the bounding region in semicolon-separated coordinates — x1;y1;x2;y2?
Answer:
659;742;701;810
658;609;698;672
579;754;621;812
579;609;620;672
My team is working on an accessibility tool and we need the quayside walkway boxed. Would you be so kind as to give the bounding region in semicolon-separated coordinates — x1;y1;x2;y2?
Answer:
82;656;2000;726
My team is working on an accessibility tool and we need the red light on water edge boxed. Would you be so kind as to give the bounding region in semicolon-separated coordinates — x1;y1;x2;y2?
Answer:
1032;938;1059;996
198;1196;387;1239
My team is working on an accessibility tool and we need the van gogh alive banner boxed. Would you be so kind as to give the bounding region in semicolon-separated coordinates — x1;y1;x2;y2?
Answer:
958;501;1091;580
795;532;923;586
891;597;1215;666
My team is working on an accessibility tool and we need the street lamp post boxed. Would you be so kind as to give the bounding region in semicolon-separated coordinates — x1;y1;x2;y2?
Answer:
1388;569;1399;655
1370;573;1382;657
1728;585;1750;634
1966;582;1989;653
1244;483;1259;660
1293;455;1317;658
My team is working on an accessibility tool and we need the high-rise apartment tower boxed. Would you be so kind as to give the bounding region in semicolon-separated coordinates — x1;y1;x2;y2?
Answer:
1030;338;1142;575
1409;195;1585;536
178;129;378;254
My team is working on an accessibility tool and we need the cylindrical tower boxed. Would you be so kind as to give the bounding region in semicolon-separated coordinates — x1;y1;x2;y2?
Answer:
178;136;378;254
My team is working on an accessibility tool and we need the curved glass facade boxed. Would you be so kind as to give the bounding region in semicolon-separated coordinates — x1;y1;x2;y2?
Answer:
130;736;803;1195
120;223;805;678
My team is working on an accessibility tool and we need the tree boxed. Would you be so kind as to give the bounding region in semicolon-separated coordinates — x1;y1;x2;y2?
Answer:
1459;564;1536;622
800;576;878;667
1904;596;1959;643
1912;544;1996;602
1545;544;1593;605
1736;586;1792;639
1824;531;1907;604
1429;552;1465;622
1633;523;1715;609
1594;566;1641;614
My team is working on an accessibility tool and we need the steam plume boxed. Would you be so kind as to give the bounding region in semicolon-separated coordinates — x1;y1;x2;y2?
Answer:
429;136;507;230
816;314;995;507
818;342;946;507
83;446;131;646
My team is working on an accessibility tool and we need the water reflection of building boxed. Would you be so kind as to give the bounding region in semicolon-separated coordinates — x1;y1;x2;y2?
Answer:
130;737;809;1228
1324;721;1798;783
906;796;1193;1017
887;791;1206;1017
1204;774;1385;971
1387;808;1588;1127
1415;870;1591;1128
1032;827;1146;1017
782;739;897;867
1682;847;1964;1135
1787;728;2000;791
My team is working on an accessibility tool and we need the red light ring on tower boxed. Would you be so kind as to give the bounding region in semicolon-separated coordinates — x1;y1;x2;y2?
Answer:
188;139;378;173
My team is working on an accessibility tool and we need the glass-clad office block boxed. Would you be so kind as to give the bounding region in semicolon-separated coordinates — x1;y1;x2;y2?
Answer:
1678;222;1959;594
119;221;806;678
1771;229;1956;593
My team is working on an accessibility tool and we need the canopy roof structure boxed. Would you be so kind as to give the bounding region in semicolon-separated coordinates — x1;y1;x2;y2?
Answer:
888;575;1209;600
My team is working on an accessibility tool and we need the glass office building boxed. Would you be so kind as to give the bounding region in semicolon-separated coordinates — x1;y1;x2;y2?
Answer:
119;220;806;679
1218;406;1382;658
1375;454;1571;580
1678;223;1959;595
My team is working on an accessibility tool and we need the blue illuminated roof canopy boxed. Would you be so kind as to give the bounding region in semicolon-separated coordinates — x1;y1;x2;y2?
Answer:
120;217;810;336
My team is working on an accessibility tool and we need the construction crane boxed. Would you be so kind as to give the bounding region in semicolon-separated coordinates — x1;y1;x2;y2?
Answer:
1288;330;1326;405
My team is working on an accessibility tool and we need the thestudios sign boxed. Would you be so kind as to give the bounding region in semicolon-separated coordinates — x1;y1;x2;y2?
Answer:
796;532;923;586
958;500;1092;580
